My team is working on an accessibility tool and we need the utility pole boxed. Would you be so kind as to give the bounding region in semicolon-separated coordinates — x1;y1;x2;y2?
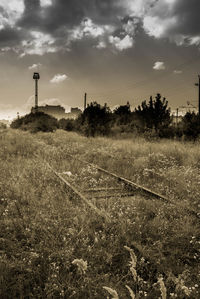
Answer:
84;93;87;110
176;108;179;126
33;72;40;111
195;75;200;115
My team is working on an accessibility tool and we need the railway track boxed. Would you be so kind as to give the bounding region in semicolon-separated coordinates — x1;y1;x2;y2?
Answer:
46;161;167;223
34;139;199;221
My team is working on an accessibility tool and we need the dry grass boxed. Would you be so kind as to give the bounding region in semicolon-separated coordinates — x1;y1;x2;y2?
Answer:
0;128;199;298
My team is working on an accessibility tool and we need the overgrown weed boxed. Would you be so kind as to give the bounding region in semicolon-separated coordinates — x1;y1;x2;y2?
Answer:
0;129;199;298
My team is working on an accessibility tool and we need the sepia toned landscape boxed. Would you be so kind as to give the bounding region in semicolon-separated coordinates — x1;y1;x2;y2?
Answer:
1;0;200;298
1;128;199;298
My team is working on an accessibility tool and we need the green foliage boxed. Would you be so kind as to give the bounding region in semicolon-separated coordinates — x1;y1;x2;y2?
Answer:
79;102;112;137
10;112;58;133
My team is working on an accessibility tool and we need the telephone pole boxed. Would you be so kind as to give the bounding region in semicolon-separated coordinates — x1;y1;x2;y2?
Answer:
84;93;87;110
176;108;179;126
195;75;200;115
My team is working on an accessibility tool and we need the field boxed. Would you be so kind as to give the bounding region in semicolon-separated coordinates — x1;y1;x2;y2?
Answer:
0;129;200;298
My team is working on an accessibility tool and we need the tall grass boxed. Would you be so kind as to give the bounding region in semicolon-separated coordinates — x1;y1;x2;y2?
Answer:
0;129;199;298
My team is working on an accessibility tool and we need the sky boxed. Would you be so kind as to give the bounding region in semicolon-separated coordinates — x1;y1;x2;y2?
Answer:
0;0;200;119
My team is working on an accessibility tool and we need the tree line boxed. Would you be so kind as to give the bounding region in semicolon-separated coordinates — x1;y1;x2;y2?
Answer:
11;93;200;140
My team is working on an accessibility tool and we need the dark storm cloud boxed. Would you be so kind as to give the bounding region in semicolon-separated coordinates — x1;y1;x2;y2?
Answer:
17;0;42;31
171;0;200;36
18;0;84;32
1;0;200;55
0;27;23;48
17;0;126;33
8;0;129;54
145;0;200;44
0;6;9;19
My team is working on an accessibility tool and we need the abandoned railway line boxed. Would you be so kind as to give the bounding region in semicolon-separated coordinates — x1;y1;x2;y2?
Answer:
33;139;199;221
46;157;169;223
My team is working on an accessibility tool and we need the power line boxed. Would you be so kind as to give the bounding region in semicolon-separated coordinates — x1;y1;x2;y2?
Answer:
194;75;200;115
87;56;199;98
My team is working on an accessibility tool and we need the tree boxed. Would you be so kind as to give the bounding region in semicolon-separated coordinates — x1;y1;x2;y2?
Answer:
181;111;200;140
59;118;76;131
79;102;111;137
135;93;171;134
113;102;131;125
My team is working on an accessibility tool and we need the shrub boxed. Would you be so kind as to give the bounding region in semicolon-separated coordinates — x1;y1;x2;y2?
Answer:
78;102;112;137
0;122;7;129
181;112;200;140
11;112;58;133
58;118;76;131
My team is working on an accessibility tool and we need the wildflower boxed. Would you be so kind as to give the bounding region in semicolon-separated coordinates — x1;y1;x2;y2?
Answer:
181;286;191;296
124;246;137;281
158;275;167;299
62;171;72;176
141;257;145;263
72;258;87;274
126;285;135;299
103;286;119;299
124;246;137;268
30;251;39;258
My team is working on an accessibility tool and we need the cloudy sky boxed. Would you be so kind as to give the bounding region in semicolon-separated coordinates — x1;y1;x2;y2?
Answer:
0;0;200;119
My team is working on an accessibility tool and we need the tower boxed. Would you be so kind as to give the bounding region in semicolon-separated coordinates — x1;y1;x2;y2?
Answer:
33;72;40;111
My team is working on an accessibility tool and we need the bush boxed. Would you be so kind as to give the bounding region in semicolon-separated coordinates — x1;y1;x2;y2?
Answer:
58;118;76;131
10;112;58;133
0;122;7;129
78;102;112;137
181;112;200;140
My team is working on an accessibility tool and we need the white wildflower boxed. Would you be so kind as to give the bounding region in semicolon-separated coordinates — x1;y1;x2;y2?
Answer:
62;171;72;176
158;275;167;299
103;287;119;299
124;246;137;268
130;267;137;281
181;285;191;296
72;258;87;274
126;285;135;299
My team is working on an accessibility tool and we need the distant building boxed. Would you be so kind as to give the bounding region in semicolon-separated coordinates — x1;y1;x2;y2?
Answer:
171;107;198;124
67;107;82;119
31;105;82;120
0;119;10;127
